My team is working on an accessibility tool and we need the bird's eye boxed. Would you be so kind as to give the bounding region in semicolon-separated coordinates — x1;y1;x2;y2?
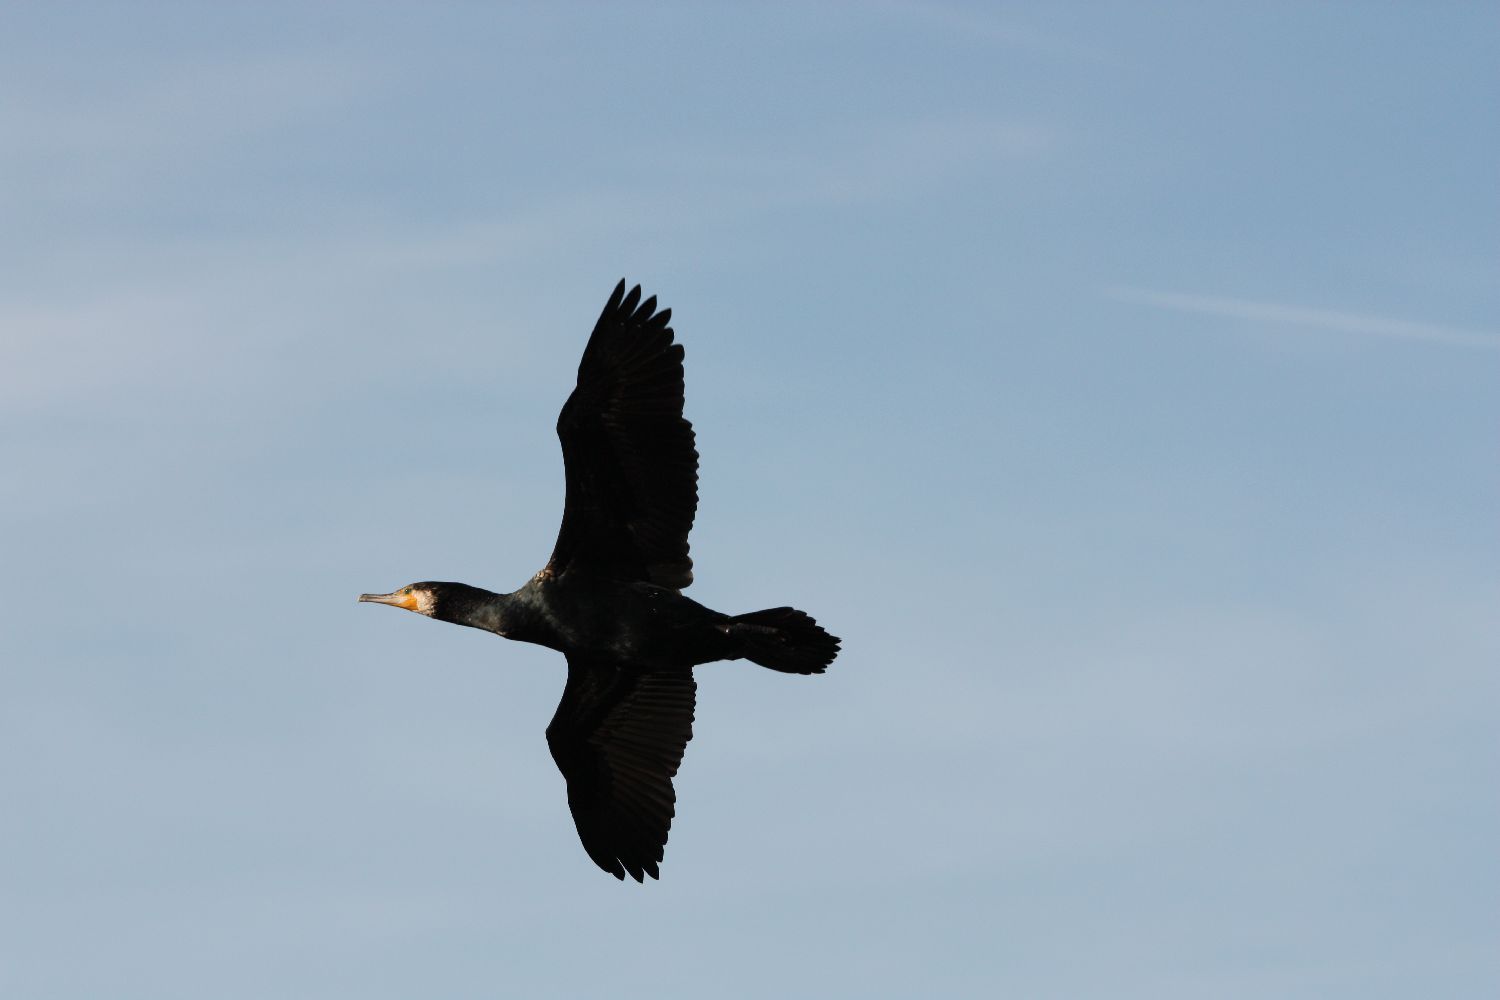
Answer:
402;587;412;595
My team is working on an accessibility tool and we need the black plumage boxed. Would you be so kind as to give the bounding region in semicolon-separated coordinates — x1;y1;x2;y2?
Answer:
360;281;840;881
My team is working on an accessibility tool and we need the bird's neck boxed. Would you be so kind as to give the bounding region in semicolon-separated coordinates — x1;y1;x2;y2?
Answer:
436;585;531;637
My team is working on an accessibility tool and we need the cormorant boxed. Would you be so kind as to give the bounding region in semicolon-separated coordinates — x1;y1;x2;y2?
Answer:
359;281;840;881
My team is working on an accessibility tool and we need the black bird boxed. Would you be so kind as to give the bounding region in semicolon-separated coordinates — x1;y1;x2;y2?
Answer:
359;281;840;881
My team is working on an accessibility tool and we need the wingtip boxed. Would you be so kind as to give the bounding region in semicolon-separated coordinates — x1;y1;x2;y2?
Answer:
621;283;642;315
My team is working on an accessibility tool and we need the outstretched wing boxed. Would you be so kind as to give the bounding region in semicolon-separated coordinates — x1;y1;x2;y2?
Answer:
545;280;698;589
545;656;697;881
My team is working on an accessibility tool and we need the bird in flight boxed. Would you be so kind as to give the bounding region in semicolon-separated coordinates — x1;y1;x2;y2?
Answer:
360;281;840;881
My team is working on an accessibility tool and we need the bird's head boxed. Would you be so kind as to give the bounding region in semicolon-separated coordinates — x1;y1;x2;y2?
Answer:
358;582;441;618
358;581;510;635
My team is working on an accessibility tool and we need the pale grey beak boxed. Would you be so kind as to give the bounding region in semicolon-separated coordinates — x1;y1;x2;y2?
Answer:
359;592;403;606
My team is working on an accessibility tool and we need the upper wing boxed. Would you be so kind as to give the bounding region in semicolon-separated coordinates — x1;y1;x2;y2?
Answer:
545;281;698;589
545;656;697;881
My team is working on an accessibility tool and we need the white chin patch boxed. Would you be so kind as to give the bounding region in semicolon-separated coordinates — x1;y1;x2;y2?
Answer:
415;591;438;616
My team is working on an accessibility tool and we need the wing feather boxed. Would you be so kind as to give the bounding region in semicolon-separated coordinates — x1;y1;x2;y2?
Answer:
546;281;698;588
545;657;696;881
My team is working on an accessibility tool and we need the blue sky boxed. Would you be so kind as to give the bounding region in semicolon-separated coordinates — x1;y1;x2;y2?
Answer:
2;3;1496;997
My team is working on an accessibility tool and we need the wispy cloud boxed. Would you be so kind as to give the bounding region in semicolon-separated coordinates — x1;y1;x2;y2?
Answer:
0;50;372;213
876;0;1117;64
1;51;370;158
632;113;1057;213
1107;287;1500;351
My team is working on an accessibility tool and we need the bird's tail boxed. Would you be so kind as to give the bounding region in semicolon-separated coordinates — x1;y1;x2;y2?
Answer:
729;607;840;675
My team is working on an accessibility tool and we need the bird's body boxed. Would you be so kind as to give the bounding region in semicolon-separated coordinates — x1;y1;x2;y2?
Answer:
360;281;839;881
413;576;740;668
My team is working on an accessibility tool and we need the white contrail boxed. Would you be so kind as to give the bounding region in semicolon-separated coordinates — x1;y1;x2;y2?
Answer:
1108;287;1500;352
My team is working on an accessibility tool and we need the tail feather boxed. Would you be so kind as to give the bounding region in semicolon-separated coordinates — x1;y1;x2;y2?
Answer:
730;607;840;675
